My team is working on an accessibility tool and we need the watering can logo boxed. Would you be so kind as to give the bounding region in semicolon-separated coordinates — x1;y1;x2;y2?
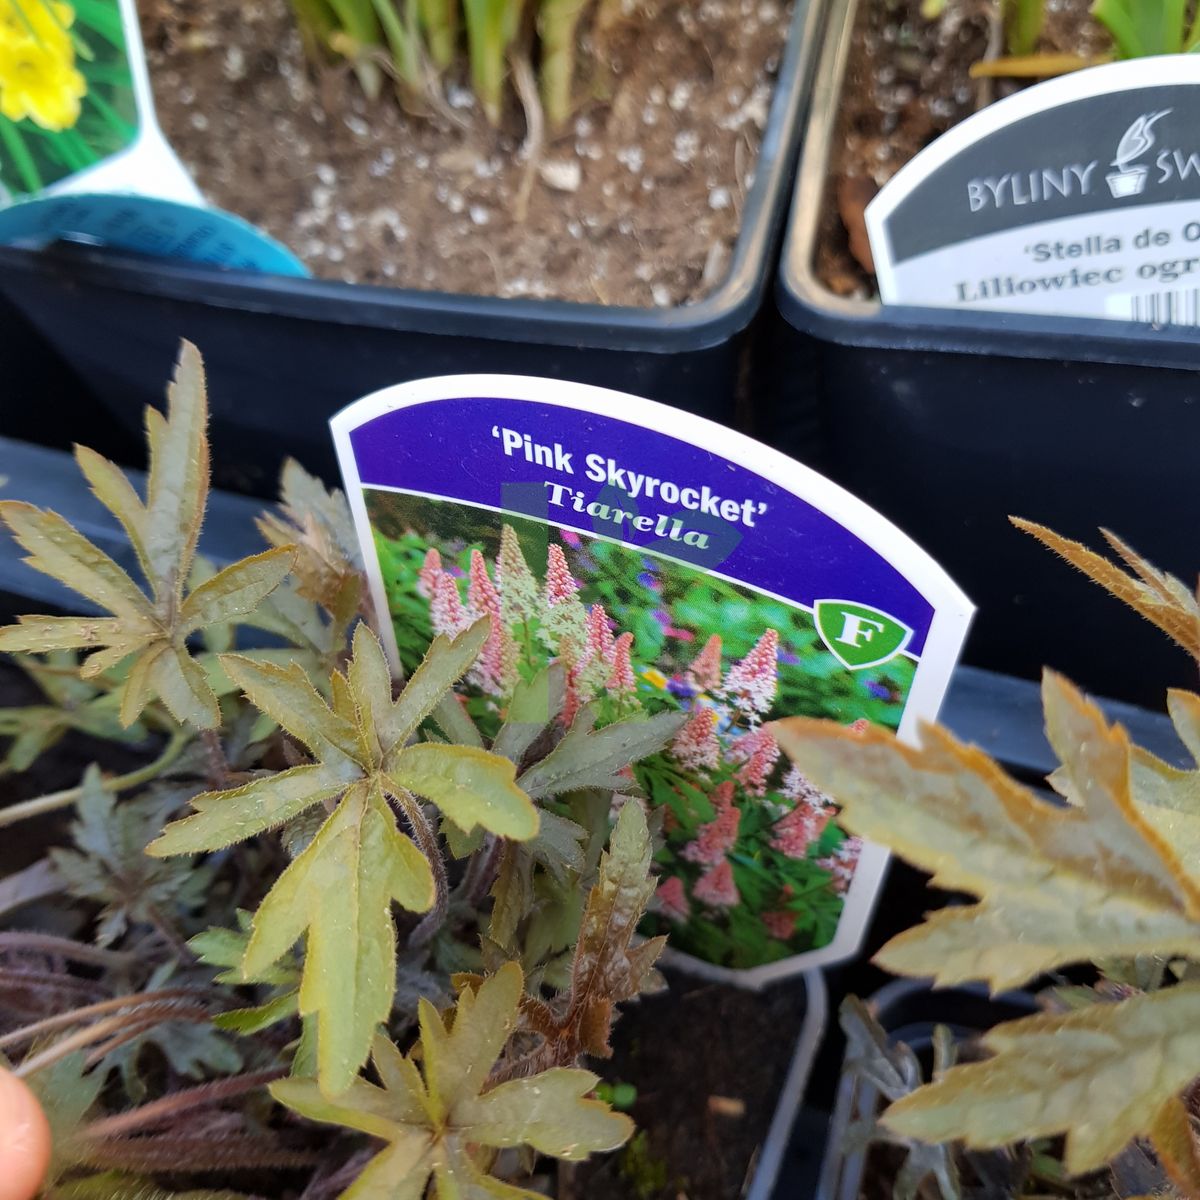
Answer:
1108;110;1172;198
814;600;913;671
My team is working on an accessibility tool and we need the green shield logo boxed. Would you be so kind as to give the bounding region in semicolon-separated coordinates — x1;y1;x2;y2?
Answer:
814;599;913;670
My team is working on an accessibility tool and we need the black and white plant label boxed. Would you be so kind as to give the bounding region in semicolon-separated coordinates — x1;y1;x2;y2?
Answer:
867;56;1200;325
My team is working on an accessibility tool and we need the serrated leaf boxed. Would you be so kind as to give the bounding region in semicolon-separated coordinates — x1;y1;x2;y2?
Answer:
257;459;362;627
190;916;297;988
488;844;533;952
272;963;631;1200
242;782;435;1095
773;672;1200;989
219;654;361;763
179;549;295;633
1013;519;1200;659
0;344;293;730
150;761;351;856
531;801;666;1061
517;707;686;799
0;501;152;620
144;342;209;584
391;621;490;744
883;982;1200;1175
75;444;152;579
50;768;212;947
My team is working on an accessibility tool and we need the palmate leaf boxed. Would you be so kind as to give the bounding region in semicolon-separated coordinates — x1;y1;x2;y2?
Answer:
150;620;539;1094
50;767;213;947
773;672;1200;989
883;983;1200;1176
0;343;294;730
271;962;632;1200
1013;519;1200;661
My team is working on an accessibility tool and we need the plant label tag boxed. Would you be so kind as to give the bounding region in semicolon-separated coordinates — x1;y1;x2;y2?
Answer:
0;193;309;273
332;378;972;986
867;56;1200;326
0;0;197;206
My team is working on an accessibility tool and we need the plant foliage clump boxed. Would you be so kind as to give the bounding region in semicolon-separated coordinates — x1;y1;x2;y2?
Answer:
776;523;1200;1199
0;341;682;1199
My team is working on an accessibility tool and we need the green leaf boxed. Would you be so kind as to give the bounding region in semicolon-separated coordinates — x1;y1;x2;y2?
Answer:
0;501;152;620
272;963;632;1199
74;444;151;581
517;707;686;799
219;654;361;764
390;743;539;840
144;341;209;587
214;990;301;1034
492;664;565;763
26;1051;104;1180
432;693;484;748
153;620;535;1095
242;782;436;1095
0;343;293;730
459;1068;632;1159
149;761;351;855
50;767;212;946
390;620;490;745
179;548;295;633
528;810;585;882
256;458;363;627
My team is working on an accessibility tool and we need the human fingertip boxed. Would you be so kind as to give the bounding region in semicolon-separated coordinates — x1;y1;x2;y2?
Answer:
0;1069;51;1200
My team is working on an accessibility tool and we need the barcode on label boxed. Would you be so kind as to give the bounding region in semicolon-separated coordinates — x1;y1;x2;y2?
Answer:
1105;289;1200;326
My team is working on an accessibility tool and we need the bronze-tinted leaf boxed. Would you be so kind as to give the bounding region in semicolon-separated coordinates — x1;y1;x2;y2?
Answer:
884;983;1200;1175
774;673;1200;988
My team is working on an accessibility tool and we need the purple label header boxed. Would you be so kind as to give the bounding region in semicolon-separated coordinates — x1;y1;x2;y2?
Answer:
349;396;934;653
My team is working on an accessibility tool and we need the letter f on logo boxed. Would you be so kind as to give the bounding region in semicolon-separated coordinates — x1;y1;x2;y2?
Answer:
814;599;913;670
836;613;887;649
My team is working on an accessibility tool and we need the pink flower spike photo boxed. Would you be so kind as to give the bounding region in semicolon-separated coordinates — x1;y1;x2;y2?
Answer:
332;374;972;986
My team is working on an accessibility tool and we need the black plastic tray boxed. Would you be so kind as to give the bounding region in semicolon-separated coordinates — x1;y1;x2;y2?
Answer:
0;0;823;497
770;0;1200;707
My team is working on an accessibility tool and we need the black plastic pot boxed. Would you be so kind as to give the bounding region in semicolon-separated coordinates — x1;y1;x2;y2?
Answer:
815;979;1039;1200
770;0;1200;708
0;294;127;458
0;0;822;499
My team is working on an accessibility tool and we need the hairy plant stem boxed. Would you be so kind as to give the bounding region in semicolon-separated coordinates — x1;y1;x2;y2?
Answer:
461;833;503;907
0;727;191;830
0;931;134;971
81;1068;288;1139
14;1002;211;1077
0;988;210;1052
394;790;448;948
200;727;230;787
